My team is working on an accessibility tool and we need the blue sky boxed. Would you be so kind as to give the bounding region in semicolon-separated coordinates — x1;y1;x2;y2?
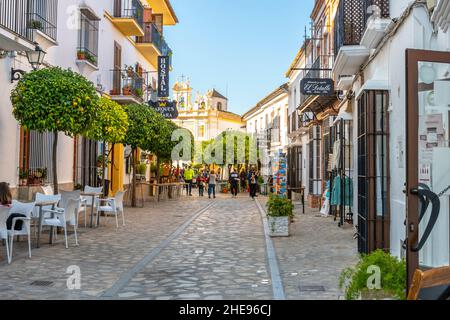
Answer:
164;0;314;115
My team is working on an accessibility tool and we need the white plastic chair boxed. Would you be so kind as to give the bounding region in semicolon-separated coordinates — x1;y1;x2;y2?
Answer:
97;191;125;228
33;193;61;238
8;200;35;261
82;186;103;226
59;190;85;227
43;198;80;249
0;207;11;264
41;185;54;196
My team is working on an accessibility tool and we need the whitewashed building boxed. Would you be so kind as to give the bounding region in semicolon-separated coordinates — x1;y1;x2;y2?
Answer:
0;0;178;197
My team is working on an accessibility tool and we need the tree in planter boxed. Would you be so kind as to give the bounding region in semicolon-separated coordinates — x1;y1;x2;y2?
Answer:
11;67;99;194
123;104;163;207
84;97;129;195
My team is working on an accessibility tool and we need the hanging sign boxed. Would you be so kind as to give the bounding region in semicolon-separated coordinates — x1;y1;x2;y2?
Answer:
158;56;170;97
149;100;178;119
300;78;334;96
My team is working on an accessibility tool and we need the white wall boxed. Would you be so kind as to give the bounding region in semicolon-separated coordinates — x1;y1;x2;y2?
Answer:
0;0;160;188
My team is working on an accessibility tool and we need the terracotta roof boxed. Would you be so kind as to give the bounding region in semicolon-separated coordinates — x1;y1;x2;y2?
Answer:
208;89;228;100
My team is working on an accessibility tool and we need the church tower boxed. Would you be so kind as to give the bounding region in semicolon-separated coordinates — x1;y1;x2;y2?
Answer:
173;77;193;112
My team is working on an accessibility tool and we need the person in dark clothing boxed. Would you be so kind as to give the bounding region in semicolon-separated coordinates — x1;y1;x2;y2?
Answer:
229;169;240;198
248;169;258;200
240;170;247;192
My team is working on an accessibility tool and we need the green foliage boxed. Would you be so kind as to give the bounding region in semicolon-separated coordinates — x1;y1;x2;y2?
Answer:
85;97;129;144
137;163;147;175
339;250;407;300
266;194;294;218
11;67;99;136
123;104;159;150
19;168;28;179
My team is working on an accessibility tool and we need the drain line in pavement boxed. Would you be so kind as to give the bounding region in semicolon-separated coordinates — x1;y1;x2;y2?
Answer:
101;202;216;298
255;198;286;300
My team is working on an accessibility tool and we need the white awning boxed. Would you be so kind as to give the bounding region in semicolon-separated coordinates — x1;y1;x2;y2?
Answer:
356;80;390;100
333;100;353;125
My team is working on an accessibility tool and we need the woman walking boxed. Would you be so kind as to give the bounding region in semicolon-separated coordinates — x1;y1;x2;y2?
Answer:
208;170;217;199
248;169;258;200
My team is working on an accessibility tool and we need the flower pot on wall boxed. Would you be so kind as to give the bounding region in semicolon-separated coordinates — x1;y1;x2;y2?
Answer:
123;87;132;95
268;216;290;237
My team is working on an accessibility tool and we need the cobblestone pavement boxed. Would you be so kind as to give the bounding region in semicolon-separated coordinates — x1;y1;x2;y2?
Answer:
259;198;358;300
0;193;358;300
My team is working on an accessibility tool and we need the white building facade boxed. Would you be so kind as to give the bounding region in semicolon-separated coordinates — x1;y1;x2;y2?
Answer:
0;0;178;197
243;84;289;177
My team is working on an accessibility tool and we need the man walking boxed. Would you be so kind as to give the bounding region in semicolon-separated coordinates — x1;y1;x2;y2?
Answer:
207;170;217;199
229;168;240;198
184;166;194;196
248;168;258;200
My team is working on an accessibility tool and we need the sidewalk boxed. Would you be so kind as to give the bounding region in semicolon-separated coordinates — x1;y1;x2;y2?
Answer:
0;193;358;300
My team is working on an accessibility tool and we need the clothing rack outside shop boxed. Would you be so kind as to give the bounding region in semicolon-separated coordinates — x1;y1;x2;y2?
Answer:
330;119;354;227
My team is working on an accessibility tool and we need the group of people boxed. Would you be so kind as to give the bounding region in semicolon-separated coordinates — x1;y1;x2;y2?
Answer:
181;166;261;200
182;167;218;199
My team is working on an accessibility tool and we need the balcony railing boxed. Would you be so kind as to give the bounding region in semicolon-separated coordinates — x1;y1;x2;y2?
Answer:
114;0;144;29
110;68;145;101
334;0;389;56
0;0;57;43
136;22;172;65
27;0;58;41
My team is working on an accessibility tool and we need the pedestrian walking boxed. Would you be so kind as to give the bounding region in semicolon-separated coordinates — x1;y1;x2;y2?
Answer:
207;170;217;199
240;169;247;192
248;168;258;200
198;172;206;197
184;166;194;196
229;168;239;198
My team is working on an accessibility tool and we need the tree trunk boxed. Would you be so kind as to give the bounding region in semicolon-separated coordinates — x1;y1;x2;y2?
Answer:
131;148;137;207
102;141;107;197
52;131;59;194
156;157;160;202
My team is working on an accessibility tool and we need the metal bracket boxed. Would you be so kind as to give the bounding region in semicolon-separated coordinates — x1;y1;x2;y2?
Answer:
11;67;26;83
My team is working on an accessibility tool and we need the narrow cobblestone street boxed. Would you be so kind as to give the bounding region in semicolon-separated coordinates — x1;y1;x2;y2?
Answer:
0;195;357;300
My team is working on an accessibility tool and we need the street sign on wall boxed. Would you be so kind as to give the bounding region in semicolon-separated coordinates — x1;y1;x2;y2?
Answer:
300;78;334;96
158;56;170;97
149;100;178;119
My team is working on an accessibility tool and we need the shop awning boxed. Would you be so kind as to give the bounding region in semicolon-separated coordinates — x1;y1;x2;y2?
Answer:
355;80;389;100
298;94;339;116
333;99;353;125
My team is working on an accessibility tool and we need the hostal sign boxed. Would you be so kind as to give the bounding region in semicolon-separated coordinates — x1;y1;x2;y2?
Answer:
300;78;334;96
158;56;170;97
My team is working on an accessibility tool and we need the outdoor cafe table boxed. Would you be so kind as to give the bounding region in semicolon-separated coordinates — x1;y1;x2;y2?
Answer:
81;192;103;228
35;200;58;248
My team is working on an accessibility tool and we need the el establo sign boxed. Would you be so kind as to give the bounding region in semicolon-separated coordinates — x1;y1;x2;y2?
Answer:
158;56;170;98
149;100;178;120
300;78;334;96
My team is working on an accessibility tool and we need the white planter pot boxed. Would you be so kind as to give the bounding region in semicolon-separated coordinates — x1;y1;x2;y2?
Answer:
268;216;290;237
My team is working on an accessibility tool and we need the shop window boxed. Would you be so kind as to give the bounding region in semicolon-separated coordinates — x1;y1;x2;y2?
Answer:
357;90;390;254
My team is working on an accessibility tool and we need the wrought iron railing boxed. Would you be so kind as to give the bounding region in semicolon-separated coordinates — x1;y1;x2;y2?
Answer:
27;0;58;41
334;0;389;57
110;68;145;101
114;0;144;29
0;0;58;43
77;9;99;66
136;23;173;66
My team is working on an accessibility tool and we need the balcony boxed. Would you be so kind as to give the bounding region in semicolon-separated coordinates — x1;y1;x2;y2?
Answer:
0;0;57;51
107;0;144;37
135;23;172;68
333;0;390;80
145;0;179;26
27;0;58;49
109;68;146;104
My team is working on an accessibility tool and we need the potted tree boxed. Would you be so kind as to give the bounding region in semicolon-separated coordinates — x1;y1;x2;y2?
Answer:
266;194;294;237
339;250;407;300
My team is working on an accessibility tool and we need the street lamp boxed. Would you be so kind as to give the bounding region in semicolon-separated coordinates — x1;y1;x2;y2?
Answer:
11;43;46;83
